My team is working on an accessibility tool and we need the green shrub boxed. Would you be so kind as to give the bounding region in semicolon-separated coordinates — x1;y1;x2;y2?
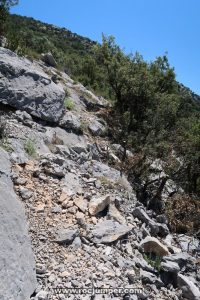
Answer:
24;139;37;157
64;98;75;110
144;253;161;271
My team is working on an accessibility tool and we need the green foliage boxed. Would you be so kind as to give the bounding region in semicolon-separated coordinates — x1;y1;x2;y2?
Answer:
0;0;18;8
98;35;200;200
96;35;178;136
144;253;161;271
0;0;18;35
24;139;37;157
64;98;75;110
174;115;200;194
0;6;8;35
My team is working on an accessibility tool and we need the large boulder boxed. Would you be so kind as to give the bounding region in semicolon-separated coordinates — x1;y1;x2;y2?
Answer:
108;203;126;224
59;111;81;133
177;274;200;300
132;207;169;237
55;228;79;244
84;160;132;191
89;220;133;244
62;172;83;197
0;148;36;300
162;252;195;269
140;269;164;288
139;236;170;257
41;52;57;67
89;194;111;215
88;118;107;136
0;47;65;123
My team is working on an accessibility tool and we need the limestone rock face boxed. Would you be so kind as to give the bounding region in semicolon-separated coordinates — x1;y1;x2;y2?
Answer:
0;47;65;123
0;149;36;300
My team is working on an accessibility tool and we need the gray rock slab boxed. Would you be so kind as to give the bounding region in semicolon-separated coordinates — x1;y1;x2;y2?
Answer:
55;228;79;244
89;220;132;244
177;274;200;300
160;261;180;273
0;148;36;300
45;127;87;150
132;207;169;237
83;160;132;191
41;52;57;67
88;118;106;136
162;253;195;269
0;47;65;123
59;111;81;133
61;172;82;196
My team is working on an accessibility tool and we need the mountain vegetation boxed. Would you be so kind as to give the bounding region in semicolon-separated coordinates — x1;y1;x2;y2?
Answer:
0;0;18;35
1;7;200;299
3;12;200;235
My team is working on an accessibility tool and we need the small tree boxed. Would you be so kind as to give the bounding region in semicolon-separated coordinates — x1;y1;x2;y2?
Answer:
95;35;130;110
0;0;18;35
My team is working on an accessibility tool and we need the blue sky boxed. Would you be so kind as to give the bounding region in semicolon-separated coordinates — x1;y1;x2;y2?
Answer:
12;0;200;94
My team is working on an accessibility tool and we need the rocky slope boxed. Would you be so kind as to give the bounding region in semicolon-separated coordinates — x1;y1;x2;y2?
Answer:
0;47;200;300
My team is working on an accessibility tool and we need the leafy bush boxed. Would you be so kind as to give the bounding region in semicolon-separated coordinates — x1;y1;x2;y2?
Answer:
0;1;19;36
24;139;37;157
144;253;161;271
64;98;75;110
97;35;200;207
